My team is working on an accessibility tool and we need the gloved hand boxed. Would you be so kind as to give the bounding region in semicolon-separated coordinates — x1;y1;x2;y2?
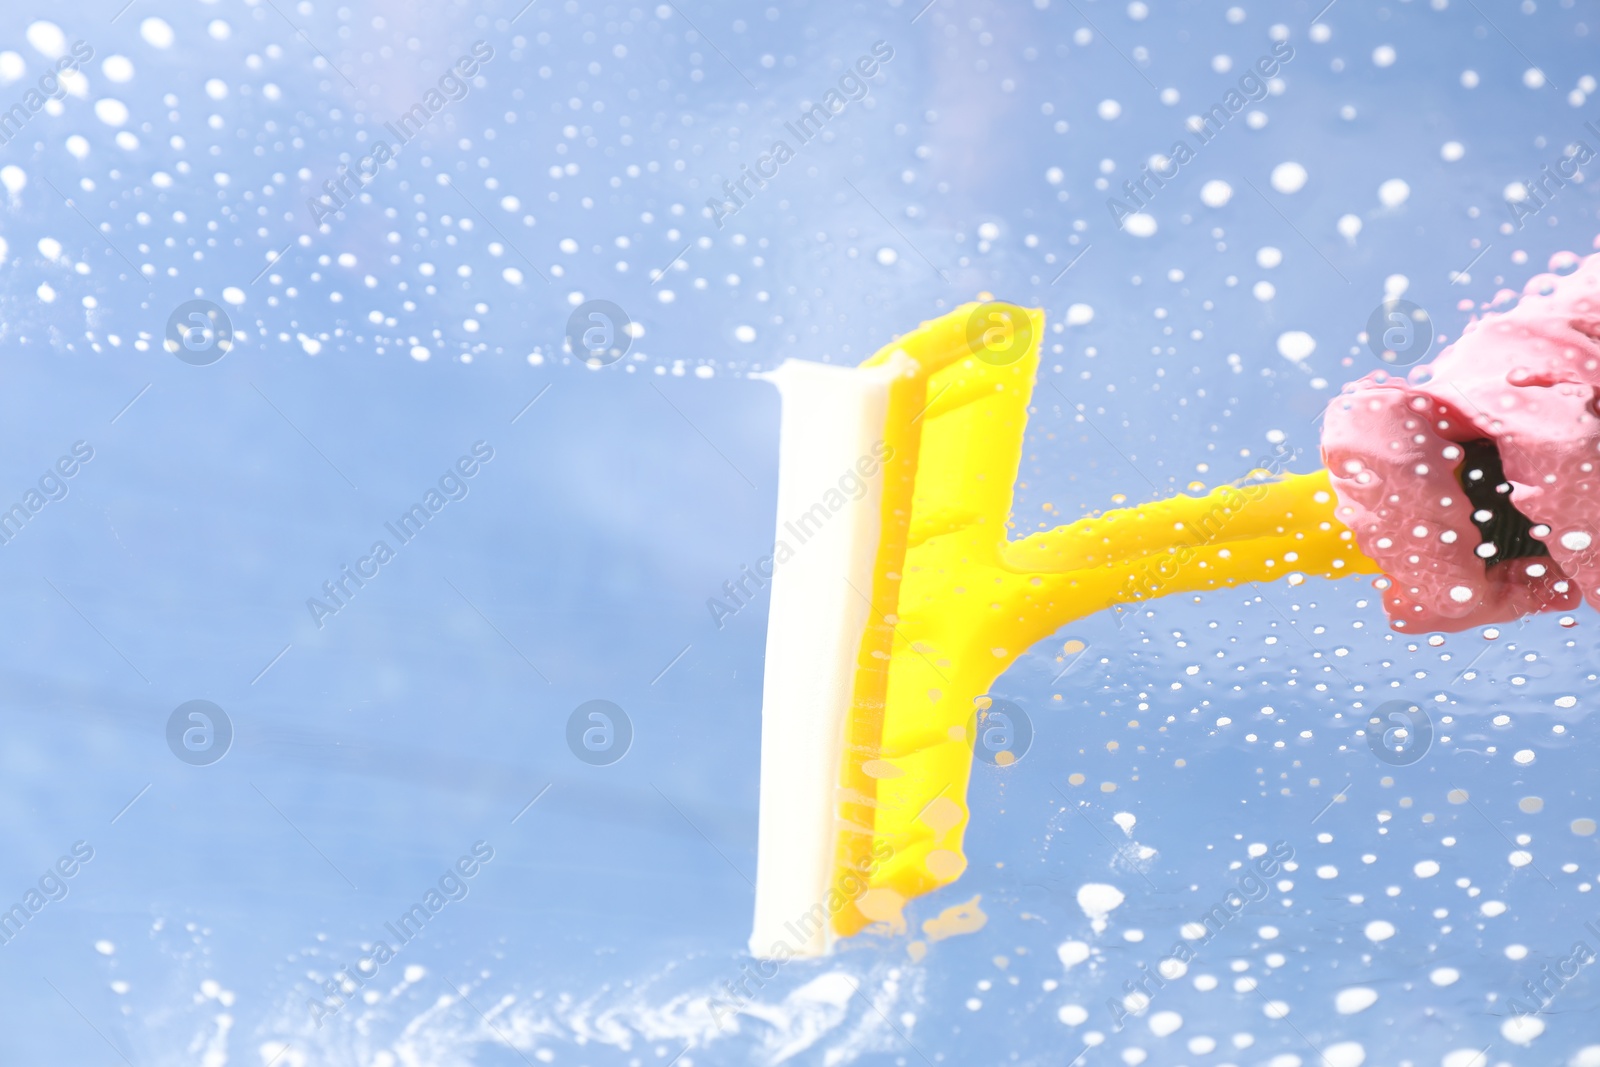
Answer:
1321;252;1600;632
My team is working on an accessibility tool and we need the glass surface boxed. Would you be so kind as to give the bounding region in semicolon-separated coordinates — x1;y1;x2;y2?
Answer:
2;2;1597;1065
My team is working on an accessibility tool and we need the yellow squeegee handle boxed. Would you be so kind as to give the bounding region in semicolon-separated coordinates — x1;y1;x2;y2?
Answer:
826;303;1379;941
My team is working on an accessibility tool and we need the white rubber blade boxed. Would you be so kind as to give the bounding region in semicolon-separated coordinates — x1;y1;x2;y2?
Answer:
748;357;897;959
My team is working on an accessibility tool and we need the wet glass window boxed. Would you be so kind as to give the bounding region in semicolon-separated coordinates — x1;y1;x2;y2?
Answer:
4;3;1597;1065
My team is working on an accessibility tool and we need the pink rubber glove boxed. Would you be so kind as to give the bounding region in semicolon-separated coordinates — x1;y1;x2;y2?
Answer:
1321;250;1600;632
